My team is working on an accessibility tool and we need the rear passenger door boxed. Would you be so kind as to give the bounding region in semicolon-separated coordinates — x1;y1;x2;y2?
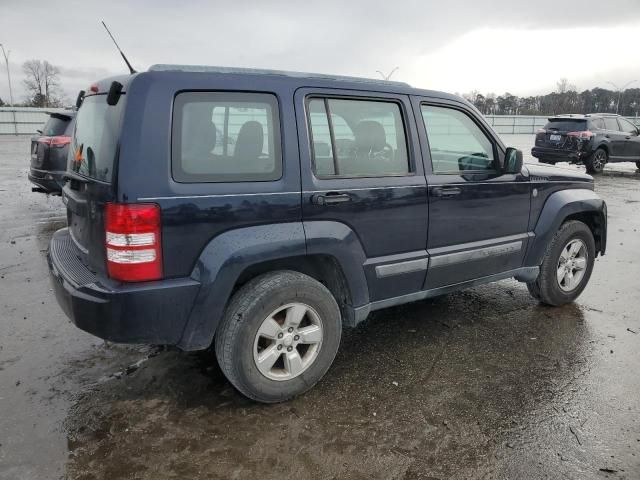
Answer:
413;97;531;289
295;88;428;302
618;117;640;159
603;117;627;159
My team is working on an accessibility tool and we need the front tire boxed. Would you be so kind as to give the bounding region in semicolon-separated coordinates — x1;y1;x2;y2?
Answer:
215;271;341;403
585;148;607;174
527;220;596;306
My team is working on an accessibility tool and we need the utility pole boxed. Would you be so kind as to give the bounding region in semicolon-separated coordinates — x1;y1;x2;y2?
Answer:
376;67;399;81
606;80;638;114
0;44;15;106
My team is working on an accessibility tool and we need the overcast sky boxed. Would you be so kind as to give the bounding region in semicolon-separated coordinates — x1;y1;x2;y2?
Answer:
1;0;640;104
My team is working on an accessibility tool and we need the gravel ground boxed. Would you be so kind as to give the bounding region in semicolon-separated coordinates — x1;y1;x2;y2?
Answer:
0;135;639;480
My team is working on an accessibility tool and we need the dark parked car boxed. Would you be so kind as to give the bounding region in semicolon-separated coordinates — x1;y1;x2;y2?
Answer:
29;110;76;194
48;66;607;403
532;113;640;174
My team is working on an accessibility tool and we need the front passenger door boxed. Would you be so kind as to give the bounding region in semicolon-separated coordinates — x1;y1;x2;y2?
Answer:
603;117;628;159
414;99;531;289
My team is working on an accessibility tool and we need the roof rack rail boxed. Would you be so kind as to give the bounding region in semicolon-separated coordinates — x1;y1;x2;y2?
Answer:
148;64;411;88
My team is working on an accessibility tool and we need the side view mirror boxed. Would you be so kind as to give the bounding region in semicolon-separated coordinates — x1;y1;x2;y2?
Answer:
504;147;523;174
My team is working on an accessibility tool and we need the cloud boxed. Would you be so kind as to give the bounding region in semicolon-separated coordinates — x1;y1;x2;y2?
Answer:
1;0;639;103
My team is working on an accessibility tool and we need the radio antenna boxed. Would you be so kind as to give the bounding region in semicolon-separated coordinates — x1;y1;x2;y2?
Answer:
101;21;136;74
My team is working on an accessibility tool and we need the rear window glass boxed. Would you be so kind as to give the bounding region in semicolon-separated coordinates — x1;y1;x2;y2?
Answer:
172;92;282;183
69;95;125;183
544;120;587;132
42;115;70;136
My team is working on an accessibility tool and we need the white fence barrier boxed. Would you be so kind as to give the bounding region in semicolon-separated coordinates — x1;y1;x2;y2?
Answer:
0;107;69;135
2;107;640;136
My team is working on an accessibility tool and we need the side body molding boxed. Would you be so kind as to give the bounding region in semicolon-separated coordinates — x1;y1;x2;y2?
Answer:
525;188;607;267
178;223;306;350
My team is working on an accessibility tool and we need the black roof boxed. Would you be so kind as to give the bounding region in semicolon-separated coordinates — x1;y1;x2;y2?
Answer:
549;113;620;120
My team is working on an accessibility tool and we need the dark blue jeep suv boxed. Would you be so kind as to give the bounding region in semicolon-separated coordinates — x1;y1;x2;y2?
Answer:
48;65;607;402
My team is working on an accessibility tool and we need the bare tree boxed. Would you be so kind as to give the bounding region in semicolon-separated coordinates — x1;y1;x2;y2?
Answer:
556;78;577;94
22;59;63;107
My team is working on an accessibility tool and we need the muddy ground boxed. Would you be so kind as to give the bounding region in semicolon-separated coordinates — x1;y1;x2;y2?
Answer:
0;136;639;479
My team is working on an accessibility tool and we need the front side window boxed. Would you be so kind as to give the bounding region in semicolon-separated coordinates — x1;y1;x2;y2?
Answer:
172;92;281;182
604;117;620;131
308;98;409;177
618;118;638;134
421;105;496;173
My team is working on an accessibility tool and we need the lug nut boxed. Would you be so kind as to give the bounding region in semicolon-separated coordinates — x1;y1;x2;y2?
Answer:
278;333;283;339
288;327;294;333
277;345;283;350
287;346;293;352
294;335;299;341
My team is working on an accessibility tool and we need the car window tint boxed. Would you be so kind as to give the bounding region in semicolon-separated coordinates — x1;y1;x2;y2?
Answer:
172;92;281;183
421;105;495;173
618;118;638;134
308;98;409;177
544;120;587;131
604;117;620;131
42;115;70;136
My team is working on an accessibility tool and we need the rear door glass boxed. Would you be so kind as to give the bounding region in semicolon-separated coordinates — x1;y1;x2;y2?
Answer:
69;95;125;183
172;92;282;183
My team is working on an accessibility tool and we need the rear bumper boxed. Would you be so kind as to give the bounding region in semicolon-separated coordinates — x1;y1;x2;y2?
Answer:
531;147;591;163
29;168;64;194
48;228;201;345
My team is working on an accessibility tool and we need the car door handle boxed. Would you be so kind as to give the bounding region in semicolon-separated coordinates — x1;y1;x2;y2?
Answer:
605;134;611;138
311;192;352;205
431;186;462;197
626;136;632;140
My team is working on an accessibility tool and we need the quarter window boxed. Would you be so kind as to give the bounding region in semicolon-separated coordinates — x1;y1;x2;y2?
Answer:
603;117;620;131
172;92;281;182
308;98;409;177
421;105;496;173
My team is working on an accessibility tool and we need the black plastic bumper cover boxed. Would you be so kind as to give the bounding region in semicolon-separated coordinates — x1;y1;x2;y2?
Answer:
48;228;201;345
531;147;587;162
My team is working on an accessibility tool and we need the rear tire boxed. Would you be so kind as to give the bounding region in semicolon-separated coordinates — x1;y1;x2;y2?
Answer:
526;220;596;306
215;271;342;403
585;148;606;174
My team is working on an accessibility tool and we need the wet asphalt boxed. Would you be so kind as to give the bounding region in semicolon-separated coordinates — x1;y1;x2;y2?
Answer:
0;136;639;480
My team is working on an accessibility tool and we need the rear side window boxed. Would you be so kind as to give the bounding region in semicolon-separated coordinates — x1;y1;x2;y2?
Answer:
69;95;125;183
308;98;409;177
618;118;638;134
590;118;605;130
604;118;620;131
172;92;282;183
42;115;70;136
544;120;587;132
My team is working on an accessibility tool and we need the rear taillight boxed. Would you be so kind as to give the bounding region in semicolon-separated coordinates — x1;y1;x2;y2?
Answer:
105;203;162;282
536;128;546;134
567;130;594;139
38;135;71;148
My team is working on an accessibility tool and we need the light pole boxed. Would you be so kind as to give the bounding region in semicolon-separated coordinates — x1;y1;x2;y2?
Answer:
376;67;399;81
606;80;638;114
0;43;14;106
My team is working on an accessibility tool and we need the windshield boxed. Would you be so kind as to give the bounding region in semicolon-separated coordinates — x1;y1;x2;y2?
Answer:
68;94;125;182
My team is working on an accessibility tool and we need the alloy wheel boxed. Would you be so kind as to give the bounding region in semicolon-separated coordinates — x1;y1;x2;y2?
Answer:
556;239;588;292
253;303;323;381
